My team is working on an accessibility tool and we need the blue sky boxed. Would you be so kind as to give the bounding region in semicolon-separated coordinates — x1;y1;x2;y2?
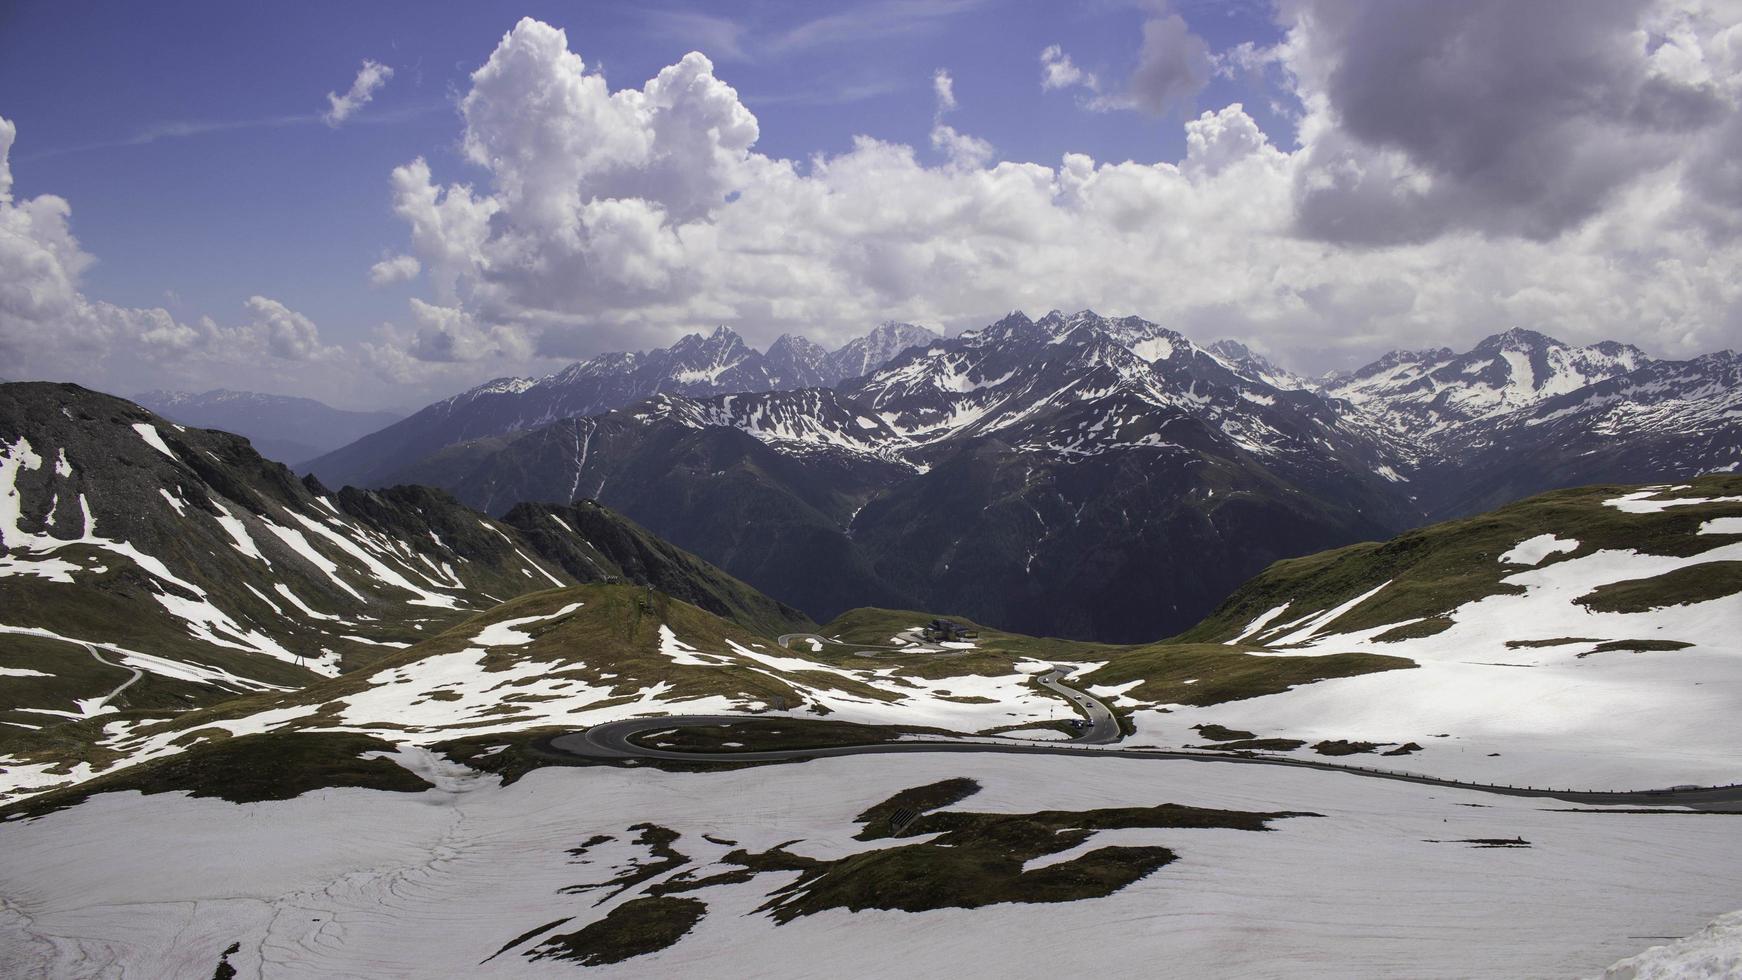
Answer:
2;1;1737;409
1;2;1279;348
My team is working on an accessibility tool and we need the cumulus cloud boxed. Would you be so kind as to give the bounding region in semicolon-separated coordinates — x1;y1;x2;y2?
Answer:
21;5;1742;405
0;116;14;202
356;13;1742;380
929;68;994;169
369;253;421;286
1284;0;1734;243
378;12;1742;380
1184;103;1282;177
1040;45;1096;93
0;114;347;395
243;295;327;360
324;59;394;127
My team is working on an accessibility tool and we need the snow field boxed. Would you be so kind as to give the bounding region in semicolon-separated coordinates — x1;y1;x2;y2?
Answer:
1129;534;1742;787
1;752;1738;979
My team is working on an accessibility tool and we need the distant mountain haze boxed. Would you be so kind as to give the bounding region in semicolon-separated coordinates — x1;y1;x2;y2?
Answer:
132;389;402;466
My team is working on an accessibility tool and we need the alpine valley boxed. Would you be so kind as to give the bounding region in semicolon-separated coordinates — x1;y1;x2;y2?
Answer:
2;378;1740;979
306;311;1742;642
11;5;1742;978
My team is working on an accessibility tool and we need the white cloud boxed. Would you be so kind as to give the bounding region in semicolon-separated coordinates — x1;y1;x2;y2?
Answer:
0;115;348;395
324;60;394;127
365;13;1742;380
14;6;1742;405
1040;45;1095;93
932;69;957;112
369;254;421;287
1183;103;1279;177
930;124;995;170
243;295;327;361
0;116;14;202
928;67;992;169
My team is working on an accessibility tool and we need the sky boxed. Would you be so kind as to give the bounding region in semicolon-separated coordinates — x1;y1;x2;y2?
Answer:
1;0;1739;411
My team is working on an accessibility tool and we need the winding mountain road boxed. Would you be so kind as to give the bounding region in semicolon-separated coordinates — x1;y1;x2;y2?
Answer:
776;632;903;652
1034;668;1120;744
80;643;142;715
546;662;1742;811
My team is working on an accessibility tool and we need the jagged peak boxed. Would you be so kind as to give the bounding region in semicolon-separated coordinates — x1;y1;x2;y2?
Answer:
460;375;536;398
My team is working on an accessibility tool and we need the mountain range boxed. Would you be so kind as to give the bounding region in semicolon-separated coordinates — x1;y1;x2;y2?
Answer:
304;321;939;488
132;389;403;466
296;309;1740;641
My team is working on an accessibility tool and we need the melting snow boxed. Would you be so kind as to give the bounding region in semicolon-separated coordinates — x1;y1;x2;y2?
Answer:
130;423;177;460
1499;533;1579;566
1604;489;1742;513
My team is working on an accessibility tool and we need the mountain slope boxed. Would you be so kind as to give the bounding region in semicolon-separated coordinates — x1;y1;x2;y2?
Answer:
3;483;1739;977
1151;474;1742;785
1325;328;1650;443
304;322;941;489
822;320;939;381
300;310;1741;644
1418;350;1742;518
392;410;918;618
499;498;814;637
133;389;401;465
379;310;1424;639
0;383;825;799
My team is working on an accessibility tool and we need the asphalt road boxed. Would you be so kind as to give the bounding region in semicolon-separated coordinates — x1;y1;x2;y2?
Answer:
1034;668;1121;744
81;643;142;713
545;663;1742;811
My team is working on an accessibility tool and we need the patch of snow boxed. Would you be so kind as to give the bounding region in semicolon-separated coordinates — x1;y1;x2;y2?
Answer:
1604;489;1742;514
130;423;176;460
272;583;344;621
1500;534;1580;566
659;625;732;666
3;755;1740;978
156;488;186;516
473;602;585;647
1269;581;1392;646
1594;909;1742;979
1229;603;1291;645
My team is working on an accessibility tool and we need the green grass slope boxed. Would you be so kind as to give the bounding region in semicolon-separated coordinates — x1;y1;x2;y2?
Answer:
1176;474;1742;644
